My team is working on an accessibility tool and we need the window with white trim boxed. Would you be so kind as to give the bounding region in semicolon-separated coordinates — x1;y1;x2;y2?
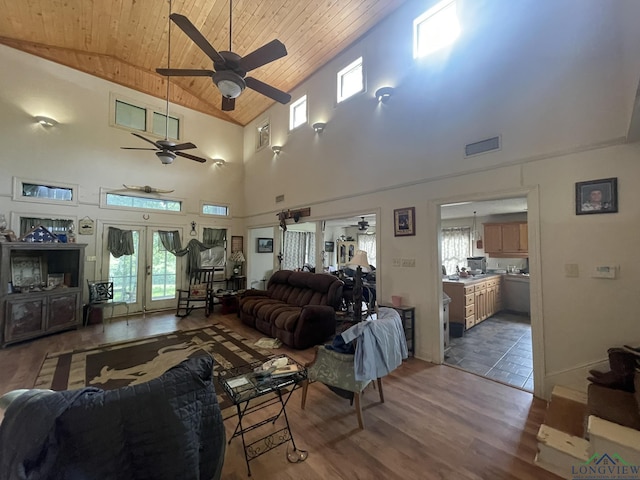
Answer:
337;57;364;103
13;177;78;205
202;203;229;217
289;95;307;130
413;0;460;59
106;193;181;212
111;94;182;140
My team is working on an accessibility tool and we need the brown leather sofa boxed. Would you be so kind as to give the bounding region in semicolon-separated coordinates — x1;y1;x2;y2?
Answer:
239;270;343;349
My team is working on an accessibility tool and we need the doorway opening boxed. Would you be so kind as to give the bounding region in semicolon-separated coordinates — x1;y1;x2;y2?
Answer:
440;197;533;392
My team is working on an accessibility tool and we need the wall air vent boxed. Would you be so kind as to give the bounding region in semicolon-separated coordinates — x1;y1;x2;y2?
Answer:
275;194;285;203
465;136;501;157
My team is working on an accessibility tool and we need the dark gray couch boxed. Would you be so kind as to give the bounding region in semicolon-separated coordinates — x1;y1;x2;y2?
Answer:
0;356;225;480
239;270;343;349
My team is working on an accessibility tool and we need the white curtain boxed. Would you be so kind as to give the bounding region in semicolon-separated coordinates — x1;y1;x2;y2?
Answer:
358;234;376;267
441;227;471;276
282;231;316;270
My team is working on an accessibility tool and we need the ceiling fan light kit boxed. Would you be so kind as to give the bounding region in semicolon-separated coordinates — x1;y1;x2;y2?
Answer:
375;86;395;103
156;151;176;164
214;70;245;99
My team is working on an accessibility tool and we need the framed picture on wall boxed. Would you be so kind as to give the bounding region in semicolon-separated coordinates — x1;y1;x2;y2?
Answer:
324;241;334;252
394;207;416;236
257;237;273;253
575;177;618;215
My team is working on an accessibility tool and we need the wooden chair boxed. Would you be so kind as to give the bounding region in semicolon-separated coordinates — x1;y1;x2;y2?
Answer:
176;268;215;318
86;280;130;331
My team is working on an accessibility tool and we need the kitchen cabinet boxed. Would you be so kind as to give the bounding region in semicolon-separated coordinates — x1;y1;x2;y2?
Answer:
443;275;503;332
483;222;528;258
0;243;85;347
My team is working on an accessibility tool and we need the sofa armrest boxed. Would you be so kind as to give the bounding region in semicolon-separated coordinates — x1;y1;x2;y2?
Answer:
292;305;337;349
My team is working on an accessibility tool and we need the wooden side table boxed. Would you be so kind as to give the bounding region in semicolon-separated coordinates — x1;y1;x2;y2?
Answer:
379;304;415;357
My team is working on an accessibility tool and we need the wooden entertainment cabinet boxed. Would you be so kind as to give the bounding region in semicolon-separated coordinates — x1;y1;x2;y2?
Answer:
0;243;85;347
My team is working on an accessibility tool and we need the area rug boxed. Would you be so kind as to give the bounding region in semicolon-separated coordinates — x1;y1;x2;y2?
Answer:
34;323;272;416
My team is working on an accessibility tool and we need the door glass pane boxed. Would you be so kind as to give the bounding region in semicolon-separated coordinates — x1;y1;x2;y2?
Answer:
108;231;139;303
151;232;176;300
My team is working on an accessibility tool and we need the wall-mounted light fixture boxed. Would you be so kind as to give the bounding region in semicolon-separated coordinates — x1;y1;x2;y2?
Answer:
312;122;326;133
375;87;395;103
272;145;282;155
213;158;226;166
34;115;58;127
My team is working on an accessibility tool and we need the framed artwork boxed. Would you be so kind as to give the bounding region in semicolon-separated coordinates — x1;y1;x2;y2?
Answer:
324;241;334;252
47;273;64;288
575;178;618;215
257;237;273;253
11;255;43;287
231;235;244;253
394;207;416;237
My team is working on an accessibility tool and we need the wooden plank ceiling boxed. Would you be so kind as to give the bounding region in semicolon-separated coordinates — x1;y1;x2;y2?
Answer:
0;0;406;126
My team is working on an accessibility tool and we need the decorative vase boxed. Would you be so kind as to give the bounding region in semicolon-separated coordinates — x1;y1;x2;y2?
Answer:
233;266;240;275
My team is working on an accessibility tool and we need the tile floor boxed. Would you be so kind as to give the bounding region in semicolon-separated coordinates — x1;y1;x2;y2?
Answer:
444;313;533;391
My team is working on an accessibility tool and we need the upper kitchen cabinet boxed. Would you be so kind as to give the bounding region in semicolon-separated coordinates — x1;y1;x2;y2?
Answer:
483;222;528;258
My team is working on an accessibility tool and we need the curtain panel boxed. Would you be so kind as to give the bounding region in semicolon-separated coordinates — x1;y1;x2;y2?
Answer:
441;227;471;276
107;227;135;258
159;229;226;273
282;231;316;270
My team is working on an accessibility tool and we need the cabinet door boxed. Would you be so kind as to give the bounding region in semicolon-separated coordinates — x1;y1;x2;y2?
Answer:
501;223;521;252
519;223;528;251
5;297;45;342
486;285;496;317
484;225;503;253
47;292;79;330
474;289;486;323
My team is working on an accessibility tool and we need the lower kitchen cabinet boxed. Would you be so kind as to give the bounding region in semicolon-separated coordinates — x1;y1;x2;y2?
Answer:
443;275;503;332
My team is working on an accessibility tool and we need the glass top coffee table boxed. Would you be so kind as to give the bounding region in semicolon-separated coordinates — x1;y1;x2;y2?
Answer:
219;354;308;476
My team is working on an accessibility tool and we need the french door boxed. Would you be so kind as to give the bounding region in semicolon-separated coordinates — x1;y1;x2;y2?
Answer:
100;224;183;314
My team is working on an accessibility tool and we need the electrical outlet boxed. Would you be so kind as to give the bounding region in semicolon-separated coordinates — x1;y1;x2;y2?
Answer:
564;263;578;277
401;258;416;268
392;258;401;267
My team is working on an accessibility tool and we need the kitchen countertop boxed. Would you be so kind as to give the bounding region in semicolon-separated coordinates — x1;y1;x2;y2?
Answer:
443;273;530;285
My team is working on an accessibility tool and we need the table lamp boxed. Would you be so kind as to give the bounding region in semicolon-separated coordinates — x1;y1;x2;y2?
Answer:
230;251;245;275
347;250;370;323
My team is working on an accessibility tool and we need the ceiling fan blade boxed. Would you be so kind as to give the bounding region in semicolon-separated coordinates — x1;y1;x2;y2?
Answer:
170;13;226;65
221;96;235;111
121;147;158;151
245;77;291;104
131;132;162;149
156;68;215;77
169;142;197;151
239;39;288;72
175;151;207;163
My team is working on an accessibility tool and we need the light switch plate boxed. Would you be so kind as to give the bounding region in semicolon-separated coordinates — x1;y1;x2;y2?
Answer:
392;258;401;267
86;255;97;262
564;264;579;277
401;258;415;268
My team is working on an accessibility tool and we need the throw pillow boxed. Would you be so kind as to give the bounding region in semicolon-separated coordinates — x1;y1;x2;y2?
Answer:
190;283;209;296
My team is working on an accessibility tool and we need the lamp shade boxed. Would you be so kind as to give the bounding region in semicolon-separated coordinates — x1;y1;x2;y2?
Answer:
230;251;245;263
347;250;370;272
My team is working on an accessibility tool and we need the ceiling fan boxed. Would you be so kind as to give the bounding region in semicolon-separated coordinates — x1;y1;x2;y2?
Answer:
156;0;291;112
354;217;370;232
121;0;207;165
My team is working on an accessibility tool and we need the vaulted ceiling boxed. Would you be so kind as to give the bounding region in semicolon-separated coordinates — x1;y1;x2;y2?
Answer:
0;0;406;126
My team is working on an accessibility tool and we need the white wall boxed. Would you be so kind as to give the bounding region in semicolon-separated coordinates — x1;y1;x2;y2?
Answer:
240;0;640;397
0;44;245;282
247;226;276;290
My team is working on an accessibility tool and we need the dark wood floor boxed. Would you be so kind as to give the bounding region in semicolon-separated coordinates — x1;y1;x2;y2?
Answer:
0;310;559;479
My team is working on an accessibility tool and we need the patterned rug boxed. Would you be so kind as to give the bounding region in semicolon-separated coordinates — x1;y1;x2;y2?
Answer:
34;323;272;416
